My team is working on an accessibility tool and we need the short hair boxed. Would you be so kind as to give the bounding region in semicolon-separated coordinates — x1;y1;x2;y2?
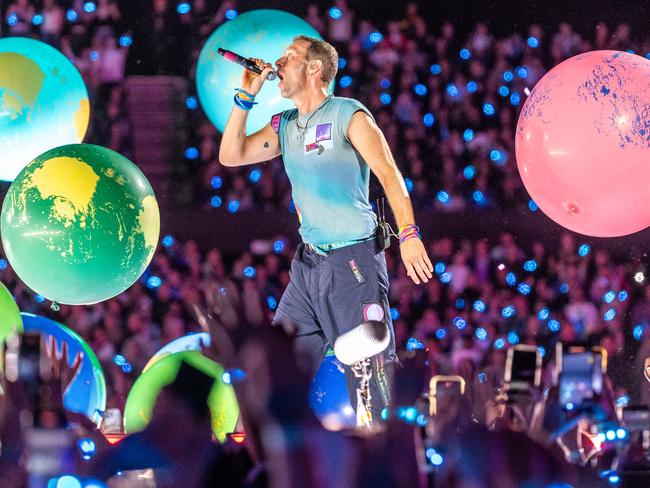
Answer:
293;35;338;83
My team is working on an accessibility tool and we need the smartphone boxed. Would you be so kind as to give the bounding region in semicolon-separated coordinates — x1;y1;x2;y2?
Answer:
622;405;650;432
504;345;542;391
559;351;602;408
429;375;465;416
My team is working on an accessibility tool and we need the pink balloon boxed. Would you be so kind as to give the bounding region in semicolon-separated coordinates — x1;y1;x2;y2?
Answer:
516;51;650;237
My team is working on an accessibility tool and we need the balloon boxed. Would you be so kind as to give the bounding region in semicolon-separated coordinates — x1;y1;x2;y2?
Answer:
143;332;211;372
21;313;106;425
309;350;356;431
1;144;160;305
0;281;22;344
196;9;328;135
516;50;650;237
0;37;89;181
123;351;239;442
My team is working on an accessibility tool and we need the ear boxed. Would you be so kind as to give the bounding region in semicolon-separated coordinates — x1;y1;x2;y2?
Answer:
307;59;323;77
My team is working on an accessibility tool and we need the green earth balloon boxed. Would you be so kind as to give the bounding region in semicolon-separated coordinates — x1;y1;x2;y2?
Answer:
196;9;328;135
0;281;22;344
0;37;89;181
124;351;239;442
0;144;160;305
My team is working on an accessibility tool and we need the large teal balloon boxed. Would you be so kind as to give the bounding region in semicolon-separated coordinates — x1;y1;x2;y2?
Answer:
0;37;89;182
196;9;327;135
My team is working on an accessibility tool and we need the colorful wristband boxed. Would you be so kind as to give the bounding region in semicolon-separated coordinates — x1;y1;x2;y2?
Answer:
398;224;421;244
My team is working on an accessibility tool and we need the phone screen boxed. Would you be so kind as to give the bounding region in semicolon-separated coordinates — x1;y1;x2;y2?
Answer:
559;352;601;407
623;405;650;431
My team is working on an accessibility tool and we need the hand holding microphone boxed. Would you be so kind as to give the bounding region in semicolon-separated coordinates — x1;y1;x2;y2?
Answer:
218;48;276;96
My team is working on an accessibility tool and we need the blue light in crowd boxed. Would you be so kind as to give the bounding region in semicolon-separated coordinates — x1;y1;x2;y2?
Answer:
266;296;277;310
390;308;400;320
524;260;538;272
608;474;620;484
455;298;466;309
337;58;347;70
404;178;414;192
489;149;502;162
176;2;191;14
498;85;510;97
517;66;528;78
646;53;650;60
475;327;488;340
329;7;342;19
634;324;644;340
578;244;590;256
32;14;44;25
35;294;45;303
78;438;96;459
446;83;459;97
618;290;628;302
380;78;391;89
537;346;546;358
7;13;18;26
416;414;427;426
225;9;238;20
406;338;425;351
502;305;516;318
537;308;549;320
548;319;560;332
473;300;486;312
473;191;486;205
119;35;132;47
414;84;427;96
147;276;162;288
185;147;199;159
248;168;262;183
453;317;466;329
506;272;517;286
603;308;616;321
507;330;519;344
423;113;435;127
603;290;616;303
503;71;514;82
527;36;539;48
89;50;100;62
459;48;471;60
56;475;83;488
430;452;444;466
369;32;383;44
0;259;7;270
626;49;635;54
435;327;447;339
517;283;531;295
494;338;505;349
510;93;521;106
227;200;240;213
528;199;539;212
222;371;232;384
440;272;452;283
113;355;126;366
482;103;495;116
122;363;132;373
210;196;222;208
559;282;569;294
66;9;78;22
430;63;442;75
616;428;627;440
379;92;392;105
434;262;445;274
162;235;174;248
83;2;97;13
339;75;352;88
606;430;616;441
463;165;476;180
243;266;256;278
566;402;575;411
466;81;478;93
273;240;284;253
211;176;222;189
463;128;474;142
436;191;449;204
616;394;630;407
185;96;198;110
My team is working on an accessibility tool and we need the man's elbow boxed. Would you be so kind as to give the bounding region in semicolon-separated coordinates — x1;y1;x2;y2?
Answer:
218;149;239;167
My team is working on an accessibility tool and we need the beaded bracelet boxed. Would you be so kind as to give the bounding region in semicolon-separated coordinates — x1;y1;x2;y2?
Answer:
398;224;421;244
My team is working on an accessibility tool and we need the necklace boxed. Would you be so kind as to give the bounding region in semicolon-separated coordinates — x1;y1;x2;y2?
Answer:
296;95;332;142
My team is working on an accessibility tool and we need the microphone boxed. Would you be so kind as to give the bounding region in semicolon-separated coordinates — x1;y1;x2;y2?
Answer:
217;48;277;81
334;321;390;366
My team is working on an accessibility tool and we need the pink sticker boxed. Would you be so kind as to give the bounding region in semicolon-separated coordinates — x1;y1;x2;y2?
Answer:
363;303;384;322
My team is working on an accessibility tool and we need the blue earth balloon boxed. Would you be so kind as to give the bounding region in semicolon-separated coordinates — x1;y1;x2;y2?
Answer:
21;313;106;425
196;9;328;135
309;350;356;431
0;37;89;181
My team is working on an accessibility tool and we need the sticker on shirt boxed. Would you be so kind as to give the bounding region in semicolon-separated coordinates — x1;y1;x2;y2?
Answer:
304;122;333;155
362;303;385;322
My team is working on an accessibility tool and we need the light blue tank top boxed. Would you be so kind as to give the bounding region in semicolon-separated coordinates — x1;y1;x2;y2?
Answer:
275;96;377;247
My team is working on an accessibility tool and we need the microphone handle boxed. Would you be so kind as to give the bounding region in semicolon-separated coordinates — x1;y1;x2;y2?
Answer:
217;48;277;81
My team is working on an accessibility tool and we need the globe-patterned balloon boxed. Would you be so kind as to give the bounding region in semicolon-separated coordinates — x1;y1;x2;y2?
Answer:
0;281;22;345
196;9;327;135
0;37;89;181
309;350;356;431
1;144;160;305
516;51;650;237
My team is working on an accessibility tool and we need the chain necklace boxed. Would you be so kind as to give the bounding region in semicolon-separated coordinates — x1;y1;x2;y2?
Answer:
296;95;332;143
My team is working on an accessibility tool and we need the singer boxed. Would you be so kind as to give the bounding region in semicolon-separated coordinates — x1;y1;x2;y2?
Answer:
219;35;433;423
